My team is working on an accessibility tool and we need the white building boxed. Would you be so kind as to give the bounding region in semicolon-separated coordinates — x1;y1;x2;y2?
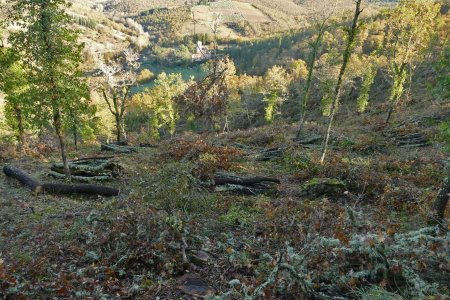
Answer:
192;41;212;62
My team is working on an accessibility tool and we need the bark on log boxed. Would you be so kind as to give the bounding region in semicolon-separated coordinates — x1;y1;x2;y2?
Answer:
41;183;119;196
3;166;119;197
49;170;111;183
3;166;40;192
101;143;136;153
214;173;280;186
139;143;158;148
50;157;123;182
254;147;284;161
293;134;322;145
212;172;280;195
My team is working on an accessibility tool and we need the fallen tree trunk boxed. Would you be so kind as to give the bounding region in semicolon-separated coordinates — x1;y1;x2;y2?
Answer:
212;172;280;195
41;183;119;196
50;157;123;182
3;165;40;191
3;166;119;197
293;134;322;145
101;143;136;154
254;147;285;161
214;173;280;186
139;143;158;148
49;170;111;183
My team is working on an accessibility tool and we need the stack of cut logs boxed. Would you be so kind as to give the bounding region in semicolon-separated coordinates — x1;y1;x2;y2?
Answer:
49;157;123;183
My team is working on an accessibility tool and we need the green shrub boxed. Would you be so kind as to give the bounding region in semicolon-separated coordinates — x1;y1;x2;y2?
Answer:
137;68;154;83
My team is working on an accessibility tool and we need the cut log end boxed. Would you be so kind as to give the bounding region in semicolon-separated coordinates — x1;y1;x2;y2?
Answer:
3;165;119;197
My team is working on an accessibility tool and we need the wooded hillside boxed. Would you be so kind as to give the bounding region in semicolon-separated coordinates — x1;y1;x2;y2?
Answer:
0;0;448;299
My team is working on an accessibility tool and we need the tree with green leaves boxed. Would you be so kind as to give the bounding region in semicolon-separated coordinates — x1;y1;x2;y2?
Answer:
320;0;364;164
0;47;32;148
134;72;188;140
356;61;376;113
383;0;440;123
296;1;338;136
263;65;291;123
8;0;91;179
0;48;31;147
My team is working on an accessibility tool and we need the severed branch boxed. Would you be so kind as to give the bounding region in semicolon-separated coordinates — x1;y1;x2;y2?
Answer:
214;173;281;186
3;166;119;197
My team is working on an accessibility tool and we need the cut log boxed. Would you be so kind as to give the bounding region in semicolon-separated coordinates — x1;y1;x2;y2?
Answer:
101;143;136;154
3;165;119;197
41;183;119;197
48;170;111;183
399;143;430;148
299;178;346;197
214;172;280;186
215;183;276;195
395;133;424;140
50;157;123;182
51;157;123;176
254;147;284;161
139;143;158;148
212;172;280;195
293;134;322;145
3;166;40;192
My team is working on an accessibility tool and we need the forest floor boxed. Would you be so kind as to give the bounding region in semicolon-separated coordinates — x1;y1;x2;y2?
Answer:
0;107;449;299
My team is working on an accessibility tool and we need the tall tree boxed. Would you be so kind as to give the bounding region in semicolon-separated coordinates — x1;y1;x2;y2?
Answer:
9;0;90;179
134;72;188;140
296;1;338;137
179;56;235;132
320;0;364;164
0;48;31;147
97;48;140;143
383;0;440;123
263;65;291;123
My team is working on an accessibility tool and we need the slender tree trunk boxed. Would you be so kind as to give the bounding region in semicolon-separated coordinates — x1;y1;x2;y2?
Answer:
428;170;449;229
385;64;407;124
69;110;78;150
385;105;394;124
120;118;126;141
320;0;363;164
223;115;229;133
297;28;324;137
53;108;71;181
72;125;78;150
14;106;26;148
115;113;121;143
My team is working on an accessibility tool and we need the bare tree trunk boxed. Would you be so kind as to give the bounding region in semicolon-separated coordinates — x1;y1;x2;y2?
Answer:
385;105;394;124
120;118;126;141
223;115;229;133
115;113;121;143
429;170;449;228
320;0;363;164
53;108;71;181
